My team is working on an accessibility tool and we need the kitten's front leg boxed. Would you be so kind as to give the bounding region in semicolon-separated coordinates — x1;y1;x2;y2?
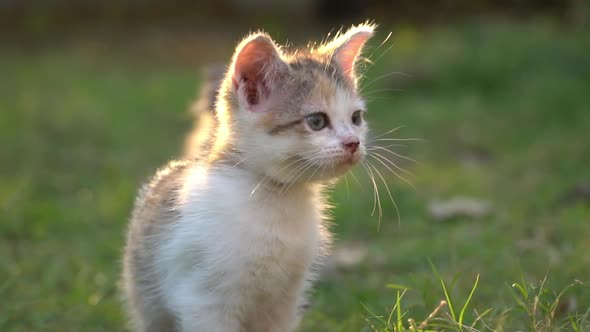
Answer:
176;304;243;332
168;281;242;332
243;295;301;332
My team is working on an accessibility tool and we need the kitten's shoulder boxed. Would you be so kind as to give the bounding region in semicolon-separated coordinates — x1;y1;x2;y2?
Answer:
132;159;193;221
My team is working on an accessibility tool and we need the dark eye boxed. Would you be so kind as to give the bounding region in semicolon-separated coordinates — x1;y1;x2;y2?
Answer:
352;110;363;126
305;112;329;131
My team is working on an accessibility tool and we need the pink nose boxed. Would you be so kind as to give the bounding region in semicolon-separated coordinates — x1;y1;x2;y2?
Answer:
342;140;360;154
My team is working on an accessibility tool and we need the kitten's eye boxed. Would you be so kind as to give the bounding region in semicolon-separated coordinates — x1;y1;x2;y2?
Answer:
352;110;363;126
305;113;329;131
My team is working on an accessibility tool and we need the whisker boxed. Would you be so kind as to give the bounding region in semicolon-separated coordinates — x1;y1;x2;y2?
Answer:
279;157;319;196
375;143;408;149
363;34;392;64
305;158;323;183
232;158;246;167
276;165;307;196
360;71;411;94
367;162;401;227
250;180;266;197
250;153;305;196
281;160;313;188
348;168;362;188
359;42;396;84
362;162;382;223
361;163;377;217
251;150;324;196
365;42;396;69
369;150;415;177
362;30;393;67
250;170;278;197
368;154;416;191
378;31;393;49
368;125;406;141
368;146;418;164
330;163;337;183
363;96;401;103
344;173;350;199
362;88;406;96
368;137;424;143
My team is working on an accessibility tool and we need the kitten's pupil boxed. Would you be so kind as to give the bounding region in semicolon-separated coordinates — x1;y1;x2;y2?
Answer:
306;113;329;131
352;110;363;126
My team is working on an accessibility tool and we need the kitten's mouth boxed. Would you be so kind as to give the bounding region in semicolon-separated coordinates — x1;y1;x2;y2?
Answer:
341;152;363;165
332;153;363;172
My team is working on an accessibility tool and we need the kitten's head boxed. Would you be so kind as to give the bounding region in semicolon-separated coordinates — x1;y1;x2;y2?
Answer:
218;24;375;184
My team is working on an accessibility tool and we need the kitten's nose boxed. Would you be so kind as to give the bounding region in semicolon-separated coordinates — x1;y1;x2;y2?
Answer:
342;139;360;154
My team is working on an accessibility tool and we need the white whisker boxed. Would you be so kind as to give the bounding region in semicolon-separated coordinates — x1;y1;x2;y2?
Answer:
378;31;393;49
368;146;418;164
368;137;424;143
368;154;416;191
250;153;303;196
368;125;406;141
348;168;362;188
376;143;408;149
362;88;406;96
250;150;324;197
250;180;265;197
360;71;410;94
369;150;415;177
367;162;401;227
278;155;321;196
344;173;350;199
362;162;382;223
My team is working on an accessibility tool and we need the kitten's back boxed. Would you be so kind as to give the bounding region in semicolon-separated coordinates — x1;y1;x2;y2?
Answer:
183;64;225;159
122;160;191;331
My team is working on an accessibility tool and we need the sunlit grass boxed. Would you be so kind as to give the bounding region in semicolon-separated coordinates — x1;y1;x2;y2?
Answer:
364;274;588;332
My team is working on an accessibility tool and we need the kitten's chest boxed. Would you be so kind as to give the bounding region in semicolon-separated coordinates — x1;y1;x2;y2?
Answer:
219;194;321;301
221;182;322;263
180;166;325;268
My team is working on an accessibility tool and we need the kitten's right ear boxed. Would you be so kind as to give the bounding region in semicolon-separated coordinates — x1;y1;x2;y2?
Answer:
231;33;287;111
320;23;375;84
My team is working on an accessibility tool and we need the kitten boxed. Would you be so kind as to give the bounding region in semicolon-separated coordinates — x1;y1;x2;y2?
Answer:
122;23;375;332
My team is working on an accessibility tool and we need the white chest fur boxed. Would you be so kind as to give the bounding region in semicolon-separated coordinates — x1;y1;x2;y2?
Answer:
156;164;327;331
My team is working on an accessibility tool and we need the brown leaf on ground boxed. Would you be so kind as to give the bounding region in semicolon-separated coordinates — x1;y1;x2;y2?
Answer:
559;182;590;205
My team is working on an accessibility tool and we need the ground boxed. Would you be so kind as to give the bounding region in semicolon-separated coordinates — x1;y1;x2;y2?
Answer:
1;20;589;331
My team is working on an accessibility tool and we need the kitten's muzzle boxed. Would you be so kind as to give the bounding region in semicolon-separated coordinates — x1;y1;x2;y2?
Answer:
342;139;360;154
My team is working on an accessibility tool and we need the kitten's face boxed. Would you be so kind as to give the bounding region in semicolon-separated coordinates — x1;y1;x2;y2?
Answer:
236;69;368;183
227;25;374;184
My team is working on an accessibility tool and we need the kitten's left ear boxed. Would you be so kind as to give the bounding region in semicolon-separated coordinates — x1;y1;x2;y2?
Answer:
325;24;375;83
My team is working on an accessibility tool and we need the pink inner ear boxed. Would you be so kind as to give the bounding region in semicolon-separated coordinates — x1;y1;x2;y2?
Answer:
233;37;279;108
334;31;372;80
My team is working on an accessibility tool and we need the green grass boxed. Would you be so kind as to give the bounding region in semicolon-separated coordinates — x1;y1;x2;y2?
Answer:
1;20;589;331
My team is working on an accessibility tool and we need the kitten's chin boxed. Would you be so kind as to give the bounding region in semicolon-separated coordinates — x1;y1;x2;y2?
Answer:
330;159;360;177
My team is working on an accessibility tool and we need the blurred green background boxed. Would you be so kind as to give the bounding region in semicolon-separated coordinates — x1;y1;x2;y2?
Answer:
1;1;590;331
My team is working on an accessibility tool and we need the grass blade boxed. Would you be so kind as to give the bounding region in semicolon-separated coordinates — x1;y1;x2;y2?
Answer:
458;274;480;327
440;278;456;322
387;283;411;291
427;259;457;322
396;290;404;331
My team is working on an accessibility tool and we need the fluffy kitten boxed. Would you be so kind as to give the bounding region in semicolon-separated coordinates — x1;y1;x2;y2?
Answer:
122;23;375;332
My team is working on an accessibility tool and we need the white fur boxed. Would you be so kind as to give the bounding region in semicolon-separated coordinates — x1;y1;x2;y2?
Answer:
155;164;328;331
